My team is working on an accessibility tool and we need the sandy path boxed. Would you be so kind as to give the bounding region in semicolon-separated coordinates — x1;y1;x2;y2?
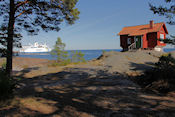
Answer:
12;57;50;71
1;63;175;117
1;51;175;117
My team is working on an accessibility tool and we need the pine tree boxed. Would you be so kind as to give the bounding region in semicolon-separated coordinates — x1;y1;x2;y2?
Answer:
149;0;175;25
71;51;85;63
150;0;175;44
51;37;68;62
0;0;80;76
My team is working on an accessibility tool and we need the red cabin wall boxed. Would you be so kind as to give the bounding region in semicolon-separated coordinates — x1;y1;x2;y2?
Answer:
157;26;166;46
142;34;147;49
120;24;167;50
120;35;128;49
147;32;157;48
120;35;134;50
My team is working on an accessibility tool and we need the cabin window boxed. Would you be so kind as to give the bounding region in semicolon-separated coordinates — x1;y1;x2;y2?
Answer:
160;34;164;39
127;38;131;44
160;34;164;43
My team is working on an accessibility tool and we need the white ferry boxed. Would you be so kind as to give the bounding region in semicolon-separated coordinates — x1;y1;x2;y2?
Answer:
19;42;51;53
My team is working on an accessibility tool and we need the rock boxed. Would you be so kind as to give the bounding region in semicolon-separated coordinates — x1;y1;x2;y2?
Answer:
96;50;164;74
169;51;175;59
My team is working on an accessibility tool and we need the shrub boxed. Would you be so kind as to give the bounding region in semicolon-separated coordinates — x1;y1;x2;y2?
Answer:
51;37;86;66
71;51;86;63
58;59;71;66
51;37;68;62
0;71;15;100
49;59;71;67
1;61;6;70
102;50;106;54
134;54;175;94
49;62;59;67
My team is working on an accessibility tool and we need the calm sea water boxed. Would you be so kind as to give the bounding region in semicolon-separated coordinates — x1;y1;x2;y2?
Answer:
18;48;175;61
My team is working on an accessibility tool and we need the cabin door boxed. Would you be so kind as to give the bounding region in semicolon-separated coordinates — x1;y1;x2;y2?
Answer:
135;36;142;49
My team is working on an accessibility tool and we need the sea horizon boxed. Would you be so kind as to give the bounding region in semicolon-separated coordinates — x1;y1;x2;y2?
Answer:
18;48;175;61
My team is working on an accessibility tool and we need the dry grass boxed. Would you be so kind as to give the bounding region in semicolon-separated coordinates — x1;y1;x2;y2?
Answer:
0;58;6;67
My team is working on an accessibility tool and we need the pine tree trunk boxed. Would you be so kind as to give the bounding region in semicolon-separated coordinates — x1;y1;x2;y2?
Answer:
6;0;15;76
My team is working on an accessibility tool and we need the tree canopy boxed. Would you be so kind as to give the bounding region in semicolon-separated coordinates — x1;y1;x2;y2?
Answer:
0;0;80;75
150;0;175;25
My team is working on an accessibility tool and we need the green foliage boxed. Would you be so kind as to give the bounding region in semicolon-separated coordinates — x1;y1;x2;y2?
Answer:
50;62;59;67
1;61;6;70
50;59;71;67
135;54;175;93
102;50;106;54
51;37;69;62
160;35;175;45
51;37;72;66
59;59;72;66
0;0;80;75
71;51;86;63
149;0;175;24
51;38;86;66
0;71;15;100
155;54;175;70
0;0;80;39
150;0;175;47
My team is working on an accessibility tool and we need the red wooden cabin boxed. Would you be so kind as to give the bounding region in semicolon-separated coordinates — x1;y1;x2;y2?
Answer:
118;21;168;51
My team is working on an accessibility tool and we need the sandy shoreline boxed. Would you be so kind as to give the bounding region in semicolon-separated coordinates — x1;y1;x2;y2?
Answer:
1;57;51;71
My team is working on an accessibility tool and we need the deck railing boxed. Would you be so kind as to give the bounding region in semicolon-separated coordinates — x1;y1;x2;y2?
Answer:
128;42;136;51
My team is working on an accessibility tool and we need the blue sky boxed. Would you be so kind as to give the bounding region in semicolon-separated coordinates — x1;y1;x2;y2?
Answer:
21;0;175;50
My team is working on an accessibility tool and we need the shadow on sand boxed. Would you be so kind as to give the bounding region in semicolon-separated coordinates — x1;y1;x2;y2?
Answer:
1;65;175;117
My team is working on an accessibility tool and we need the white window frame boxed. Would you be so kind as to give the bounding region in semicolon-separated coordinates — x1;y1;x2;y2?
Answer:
160;34;164;39
127;38;131;44
160;34;164;43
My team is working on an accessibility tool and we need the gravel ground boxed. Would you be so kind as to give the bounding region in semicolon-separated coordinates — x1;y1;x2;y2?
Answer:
98;50;164;75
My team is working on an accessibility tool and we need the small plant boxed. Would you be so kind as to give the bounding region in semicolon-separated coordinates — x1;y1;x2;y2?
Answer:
1;61;6;70
0;70;15;100
155;54;175;71
71;51;86;63
51;37;86;66
50;62;59;67
59;59;71;66
51;37;71;66
51;37;68;62
102;50;106;54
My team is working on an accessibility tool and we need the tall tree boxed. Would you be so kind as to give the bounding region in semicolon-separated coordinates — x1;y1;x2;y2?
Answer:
0;0;80;76
149;0;175;25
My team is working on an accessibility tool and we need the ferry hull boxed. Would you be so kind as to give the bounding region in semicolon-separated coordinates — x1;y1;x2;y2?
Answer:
19;48;50;53
19;42;51;53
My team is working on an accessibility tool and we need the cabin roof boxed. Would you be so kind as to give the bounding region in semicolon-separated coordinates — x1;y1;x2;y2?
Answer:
118;22;168;36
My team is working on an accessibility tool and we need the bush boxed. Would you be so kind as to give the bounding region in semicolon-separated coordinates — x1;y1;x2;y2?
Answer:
50;59;71;67
58;59;71;66
51;37;86;66
71;51;86;63
134;54;175;94
1;61;6;70
0;71;15;100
